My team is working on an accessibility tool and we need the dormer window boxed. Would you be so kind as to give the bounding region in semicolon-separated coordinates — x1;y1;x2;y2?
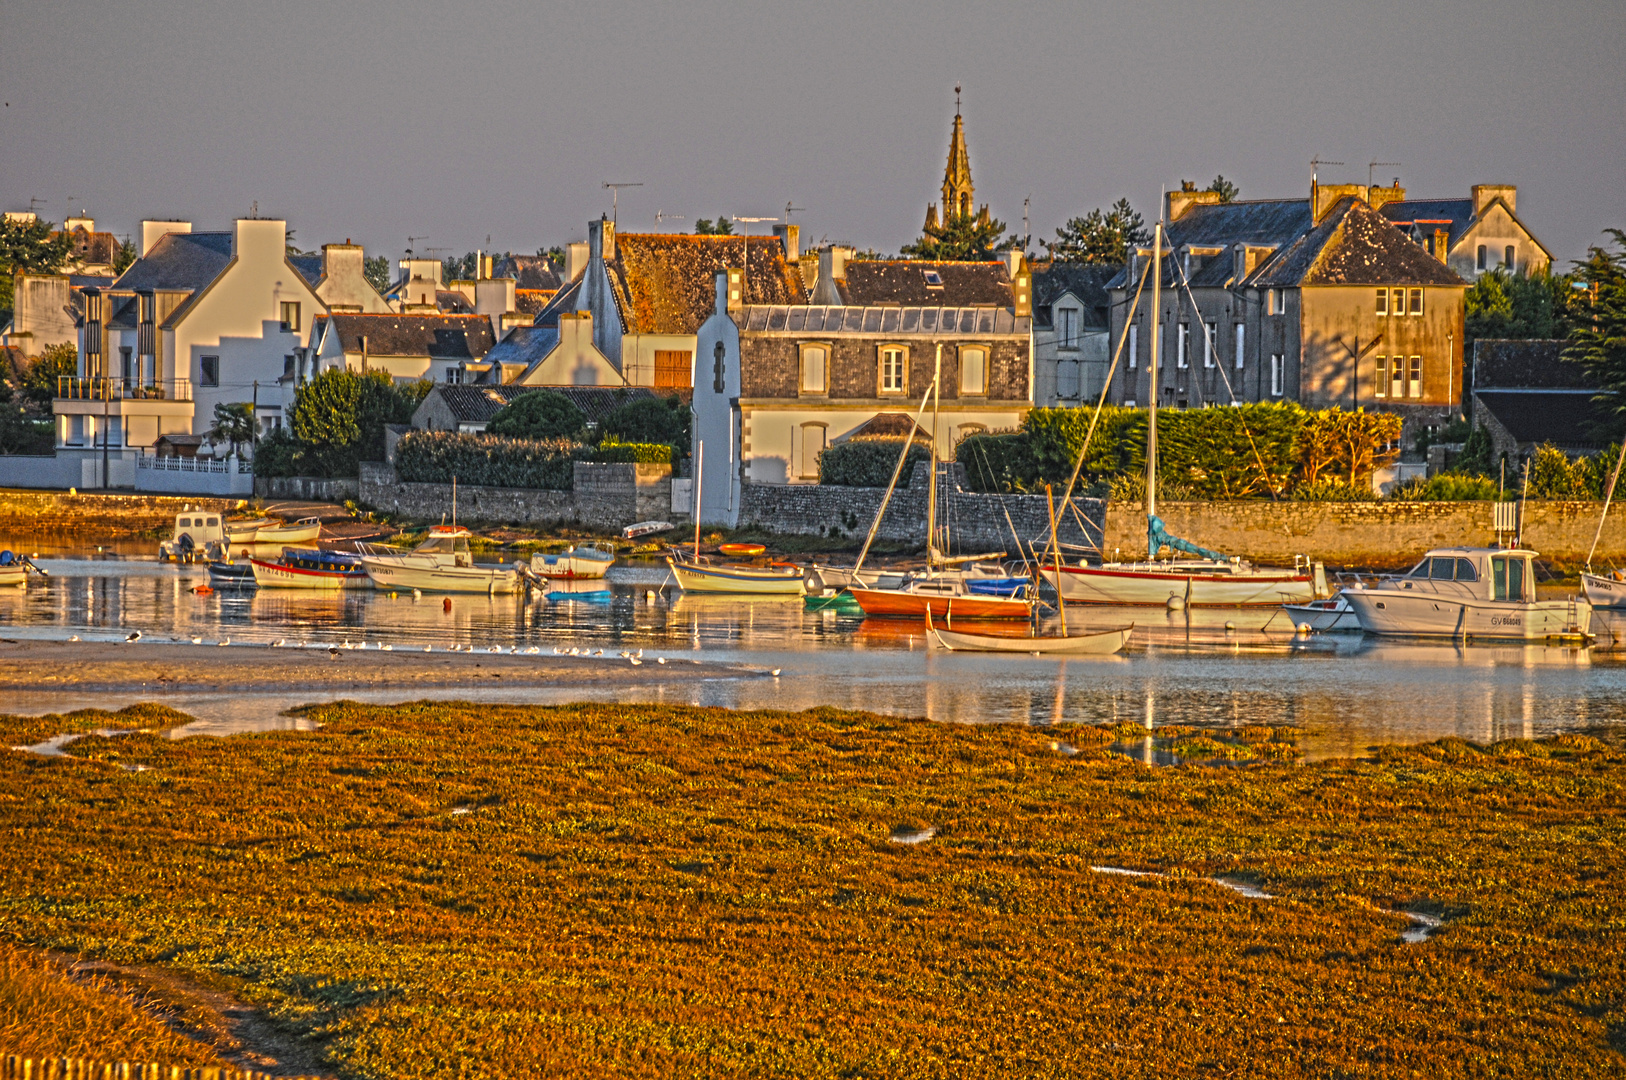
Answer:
922;270;944;288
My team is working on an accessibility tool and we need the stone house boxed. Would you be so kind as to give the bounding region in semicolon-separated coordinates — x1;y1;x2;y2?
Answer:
1471;339;1607;467
1030;263;1114;406
299;313;496;386
1380;185;1551;279
691;272;1033;525
1106;185;1467;437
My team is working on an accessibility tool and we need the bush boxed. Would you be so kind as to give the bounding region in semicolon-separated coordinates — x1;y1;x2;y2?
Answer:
600;395;688;447
1391;473;1501;501
1456;423;1494;477
251;427;305;477
395;431;577;490
1523;442;1598;499
581;439;672;465
21;343;77;412
487;390;584;441
290;369;427;477
958;431;1040;493
819;438;930;487
0;403;53;455
1292;478;1378;502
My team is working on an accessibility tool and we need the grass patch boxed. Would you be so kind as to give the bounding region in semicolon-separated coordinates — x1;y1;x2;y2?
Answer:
0;701;1622;1077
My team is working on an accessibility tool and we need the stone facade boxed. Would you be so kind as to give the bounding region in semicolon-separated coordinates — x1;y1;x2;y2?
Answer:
254;476;361;502
0;490;241;538
358;461;672;530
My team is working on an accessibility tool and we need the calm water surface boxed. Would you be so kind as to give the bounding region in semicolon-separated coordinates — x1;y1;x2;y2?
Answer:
2;540;1622;758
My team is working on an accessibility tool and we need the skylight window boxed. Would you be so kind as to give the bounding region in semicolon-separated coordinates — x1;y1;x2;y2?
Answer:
922;270;944;288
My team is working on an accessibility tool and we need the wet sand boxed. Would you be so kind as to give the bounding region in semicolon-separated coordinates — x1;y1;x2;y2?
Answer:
0;639;745;694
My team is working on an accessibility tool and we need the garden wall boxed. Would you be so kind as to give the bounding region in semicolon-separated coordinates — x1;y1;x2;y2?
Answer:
359;462;672;530
254;476;361;502
0;489;242;538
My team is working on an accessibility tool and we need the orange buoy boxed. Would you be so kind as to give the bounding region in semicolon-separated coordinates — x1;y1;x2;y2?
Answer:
443;597;452;612
192;585;214;595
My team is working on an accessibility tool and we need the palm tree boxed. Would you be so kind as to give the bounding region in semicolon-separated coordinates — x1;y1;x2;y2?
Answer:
210;402;256;456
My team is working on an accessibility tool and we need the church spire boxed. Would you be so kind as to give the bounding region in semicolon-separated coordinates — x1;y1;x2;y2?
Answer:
926;85;982;231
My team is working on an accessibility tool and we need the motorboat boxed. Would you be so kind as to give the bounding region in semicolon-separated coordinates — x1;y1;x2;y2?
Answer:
254;517;322;544
1342;547;1591;641
623;520;674;539
359;525;522;593
530;543;615;579
251;547;370;589
206;558;256;587
666;550;806;595
1282;593;1361;632
0;550;44;588
160;510;227;561
926;610;1132;654
1581;570;1626;610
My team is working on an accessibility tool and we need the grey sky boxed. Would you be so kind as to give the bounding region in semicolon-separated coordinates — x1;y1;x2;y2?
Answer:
3;0;1622;266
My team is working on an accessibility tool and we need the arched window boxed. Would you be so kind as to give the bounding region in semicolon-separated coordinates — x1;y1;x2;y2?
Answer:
799;422;827;480
959;346;987;395
799;343;828;395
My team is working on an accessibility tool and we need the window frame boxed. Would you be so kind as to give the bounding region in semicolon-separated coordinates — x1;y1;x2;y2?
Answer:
199;355;220;388
798;421;827;480
1127;324;1138;371
1057;306;1079;350
1390;357;1405;399
1270;353;1284;397
1477;245;1487;271
1203;321;1216;369
957;344;989;397
1176;322;1190;370
1233;322;1245;370
877;344;907;396
1504;245;1516;271
1409;288;1423;316
1376;288;1388;316
1409;355;1422;399
280;301;301;333
797;341;830;397
1374;355;1387;398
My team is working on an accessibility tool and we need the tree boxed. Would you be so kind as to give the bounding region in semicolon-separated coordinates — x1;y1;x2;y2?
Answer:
600;395;689;447
537;246;566;267
1206;175;1240;203
443;252;478;282
363;255;393;295
285;230;316;258
1042;199;1148;265
112;239;137;276
1465;267;1572;347
21;342;78;411
486;389;585;441
902;212;1013;261
0;216;73;308
694;218;735;236
209;401;256;456
1565;229;1626;432
290;369;427;476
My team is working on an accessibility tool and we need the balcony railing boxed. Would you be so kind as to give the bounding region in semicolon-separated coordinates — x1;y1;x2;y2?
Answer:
58;377;193;402
136;452;253;475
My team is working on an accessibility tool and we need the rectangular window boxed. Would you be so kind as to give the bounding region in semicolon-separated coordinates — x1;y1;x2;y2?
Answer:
1267;289;1277;315
1393;287;1405;314
1270;353;1284;397
1127;325;1138;370
1493;555;1525;601
1177;322;1190;369
1203;322;1216;368
959;346;986;395
880;347;905;394
800;424;827;479
1058;308;1078;350
1504;245;1516;270
1409;288;1423;316
280;301;300;333
1391;357;1405;399
120;346;134;386
200;355;220;387
1376;289;1388;316
1374;356;1387;397
1477;245;1487;271
800;345;828;395
445;366;463;385
1409;356;1422;398
282;354;295;379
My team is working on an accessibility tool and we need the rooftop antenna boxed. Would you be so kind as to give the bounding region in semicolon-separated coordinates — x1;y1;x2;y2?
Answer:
27;196;46;215
1023;195;1031;254
784;202;805;223
1310;155;1344;187
250;200;259;218
603;182;643;229
732;216;778;232
407;235;428;257
1368;161;1402;191
655;210;687;230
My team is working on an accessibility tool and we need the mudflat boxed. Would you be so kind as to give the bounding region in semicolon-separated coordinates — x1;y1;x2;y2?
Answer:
0;639;737;692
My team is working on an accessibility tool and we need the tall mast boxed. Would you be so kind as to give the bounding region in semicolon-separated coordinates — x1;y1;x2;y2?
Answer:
925;345;942;573
1146;220;1162;528
693;441;704;560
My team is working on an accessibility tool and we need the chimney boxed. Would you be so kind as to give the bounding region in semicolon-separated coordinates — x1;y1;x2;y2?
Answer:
1366;181;1407;213
1472;184;1517;215
322;242;363;284
589;218;616;262
725;267;744;315
476;276;516;339
1005;249;1025;279
1165;188;1222;223
1011;257;1031;319
141;219;191;257
812;246;848;306
65;216;95;233
1433;228;1451;263
1312;183;1366;222
565;242;589;281
233;218;285;261
559;310;592;356
773;223;800;264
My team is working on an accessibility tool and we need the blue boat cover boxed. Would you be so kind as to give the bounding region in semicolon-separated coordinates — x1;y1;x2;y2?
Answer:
1146;515;1226;561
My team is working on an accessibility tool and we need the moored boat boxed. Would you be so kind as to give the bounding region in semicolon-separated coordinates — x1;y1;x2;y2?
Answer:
0;550;43;588
206;559;256;587
254;516;322;544
927;611;1133;654
849;577;1032;621
225;517;276;543
1582;571;1626;609
359;525;522;593
1046;553;1317;607
530;543;615;579
1282;593;1361;632
666;551;806;595
1342;547;1591;641
251;547;370;589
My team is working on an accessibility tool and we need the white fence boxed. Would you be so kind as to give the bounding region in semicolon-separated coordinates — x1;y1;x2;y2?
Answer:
134;453;255;495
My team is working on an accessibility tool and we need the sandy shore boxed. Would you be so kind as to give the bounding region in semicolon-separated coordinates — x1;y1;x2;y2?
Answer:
0;639;745;693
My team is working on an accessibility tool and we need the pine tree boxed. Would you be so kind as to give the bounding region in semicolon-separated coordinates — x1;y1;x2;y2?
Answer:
0;216;73;308
1206;175;1240;203
1043;199;1148;265
901;212;1013;260
1565;230;1626;434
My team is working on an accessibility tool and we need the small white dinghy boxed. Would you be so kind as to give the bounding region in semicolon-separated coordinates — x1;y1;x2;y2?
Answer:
926;611;1132;654
1282;593;1362;632
530;543;615;579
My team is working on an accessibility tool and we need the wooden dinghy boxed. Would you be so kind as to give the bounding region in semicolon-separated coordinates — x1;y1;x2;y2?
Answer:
926;611;1133;654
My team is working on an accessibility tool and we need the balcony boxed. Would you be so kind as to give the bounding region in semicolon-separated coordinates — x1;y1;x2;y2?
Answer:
58;377;193;402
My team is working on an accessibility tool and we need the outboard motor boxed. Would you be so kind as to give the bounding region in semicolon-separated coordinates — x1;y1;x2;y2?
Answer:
0;550;14;567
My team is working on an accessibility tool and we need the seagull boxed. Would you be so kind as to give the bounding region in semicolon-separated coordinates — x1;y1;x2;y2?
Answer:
424;645;432;652
191;636;203;645
271;638;285;647
594;649;603;656
68;635;80;642
342;638;353;649
771;668;781;677
657;657;668;664
636;648;644;659
552;646;563;655
629;656;642;666
126;631;141;642
381;644;393;651
328;647;339;659
413;589;422;599
218;637;230;647
489;645;502;654
525;646;539;655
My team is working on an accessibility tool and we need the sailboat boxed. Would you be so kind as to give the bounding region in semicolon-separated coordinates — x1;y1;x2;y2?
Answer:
666;442;807;595
1581;439;1626;609
1037;218;1317;608
849;347;1034;621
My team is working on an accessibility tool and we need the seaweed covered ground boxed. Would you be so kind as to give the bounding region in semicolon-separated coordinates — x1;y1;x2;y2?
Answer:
0;701;1622;1078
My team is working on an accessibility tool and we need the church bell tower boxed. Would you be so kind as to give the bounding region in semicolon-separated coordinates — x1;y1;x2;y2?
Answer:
925;86;989;231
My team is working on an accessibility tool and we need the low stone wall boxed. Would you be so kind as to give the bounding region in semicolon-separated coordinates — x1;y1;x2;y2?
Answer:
0;489;243;537
255;475;362;502
1103;499;1626;569
737;467;1104;554
358;461;673;531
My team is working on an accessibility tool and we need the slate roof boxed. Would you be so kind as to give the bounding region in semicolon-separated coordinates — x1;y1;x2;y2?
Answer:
606;234;807;335
1032;263;1116;329
1109;199;1315;290
532;278;582;329
1475;390;1613;450
1379;199;1475;247
107;296;140;329
493;255;562;291
318;313;496;360
1473;339;1592;390
1251;197;1465;288
289;255;324;287
737;305;1029;336
837;261;1012;307
425;384;659;424
478;326;560;373
114;232;233;292
60;226;119;268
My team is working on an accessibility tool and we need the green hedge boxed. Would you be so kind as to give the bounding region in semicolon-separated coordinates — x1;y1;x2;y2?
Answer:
819;438;930;487
1390;473;1501;501
395;431;577;490
582;439;673;465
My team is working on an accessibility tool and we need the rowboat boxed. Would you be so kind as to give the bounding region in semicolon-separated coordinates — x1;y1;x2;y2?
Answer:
666;551;806;595
1342;547;1591;641
254;517;322;544
530;543;615;579
359;525;522;594
225;517;276;542
250;548;370;589
623;520;674;539
0;550;41;588
719;542;767;557
1282;594;1361;632
926;612;1133;654
206;559;256;587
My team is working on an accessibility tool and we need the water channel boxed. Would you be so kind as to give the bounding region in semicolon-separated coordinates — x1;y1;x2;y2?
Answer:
2;541;1622;759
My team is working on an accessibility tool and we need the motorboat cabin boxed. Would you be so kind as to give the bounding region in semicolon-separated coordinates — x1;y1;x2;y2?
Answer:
1342;547;1590;641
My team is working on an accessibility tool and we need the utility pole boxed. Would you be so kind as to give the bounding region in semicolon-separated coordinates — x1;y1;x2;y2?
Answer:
603;182;643;228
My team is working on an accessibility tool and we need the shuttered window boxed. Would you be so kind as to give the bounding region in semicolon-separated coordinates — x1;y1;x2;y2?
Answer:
654;350;692;388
